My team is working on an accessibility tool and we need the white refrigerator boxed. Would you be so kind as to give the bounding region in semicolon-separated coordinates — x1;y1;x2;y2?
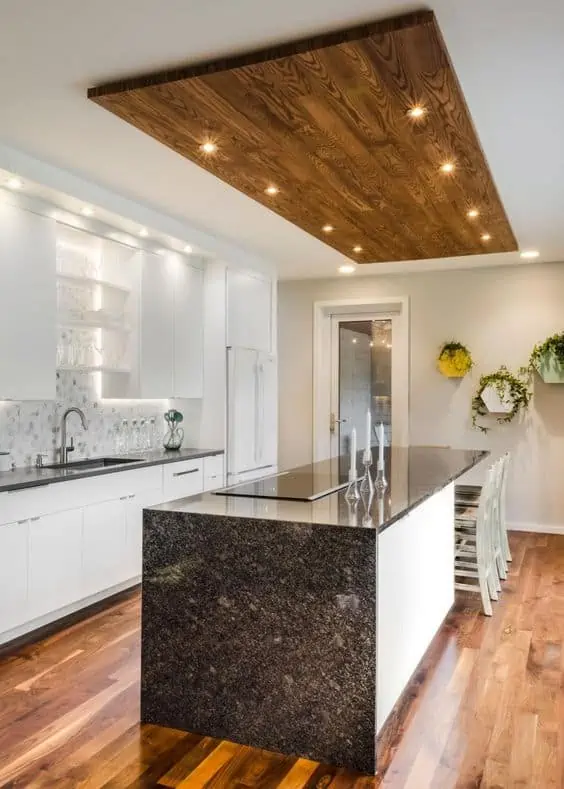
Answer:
227;347;277;484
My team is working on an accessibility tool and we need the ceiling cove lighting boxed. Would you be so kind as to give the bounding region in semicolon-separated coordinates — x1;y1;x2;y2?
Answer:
481;233;491;242
139;227;149;237
322;224;334;233
81;206;94;217
520;249;539;260
440;162;455;174
265;185;279;196
339;264;356;274
183;244;193;254
200;141;217;154
6;176;23;189
467;208;479;219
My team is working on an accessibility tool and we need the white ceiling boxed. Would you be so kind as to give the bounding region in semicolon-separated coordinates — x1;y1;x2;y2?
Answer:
0;0;562;279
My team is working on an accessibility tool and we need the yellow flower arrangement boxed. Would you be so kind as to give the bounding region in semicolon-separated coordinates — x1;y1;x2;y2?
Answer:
437;342;473;378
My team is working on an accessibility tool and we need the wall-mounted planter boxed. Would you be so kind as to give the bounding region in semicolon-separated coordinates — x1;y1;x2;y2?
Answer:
480;383;513;414
533;352;564;383
436;341;473;378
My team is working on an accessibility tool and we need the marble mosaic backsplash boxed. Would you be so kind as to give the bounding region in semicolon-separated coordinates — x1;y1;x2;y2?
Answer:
0;372;170;468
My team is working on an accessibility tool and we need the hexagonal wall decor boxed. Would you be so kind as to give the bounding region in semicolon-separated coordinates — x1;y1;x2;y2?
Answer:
481;384;513;414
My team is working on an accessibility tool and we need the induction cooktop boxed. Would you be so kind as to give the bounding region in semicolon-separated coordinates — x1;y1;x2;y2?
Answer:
214;460;349;502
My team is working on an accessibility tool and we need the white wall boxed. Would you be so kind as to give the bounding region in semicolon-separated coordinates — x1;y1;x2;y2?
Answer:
278;262;564;531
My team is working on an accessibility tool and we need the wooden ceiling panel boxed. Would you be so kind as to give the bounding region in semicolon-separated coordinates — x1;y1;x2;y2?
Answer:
89;10;517;263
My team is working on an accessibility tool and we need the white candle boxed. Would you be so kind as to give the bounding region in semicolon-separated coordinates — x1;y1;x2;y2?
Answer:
364;409;372;458
350;427;357;477
378;422;385;467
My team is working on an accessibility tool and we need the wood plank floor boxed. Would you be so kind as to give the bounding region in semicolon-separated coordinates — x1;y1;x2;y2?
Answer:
0;532;562;787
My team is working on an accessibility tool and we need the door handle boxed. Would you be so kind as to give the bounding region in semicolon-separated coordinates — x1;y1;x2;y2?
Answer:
173;468;199;477
329;413;347;433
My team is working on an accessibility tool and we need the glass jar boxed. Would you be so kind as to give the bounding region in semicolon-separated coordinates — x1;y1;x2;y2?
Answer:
148;417;156;449
130;419;139;452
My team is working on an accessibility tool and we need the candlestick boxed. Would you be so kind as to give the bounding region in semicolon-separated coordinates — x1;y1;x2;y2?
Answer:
350;427;357;477
363;409;372;464
344;467;360;501
378;422;385;467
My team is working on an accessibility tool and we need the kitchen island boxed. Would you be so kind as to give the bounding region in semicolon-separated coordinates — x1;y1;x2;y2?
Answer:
141;446;487;774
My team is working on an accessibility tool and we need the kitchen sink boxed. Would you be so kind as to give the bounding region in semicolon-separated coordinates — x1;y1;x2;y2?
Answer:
43;457;143;471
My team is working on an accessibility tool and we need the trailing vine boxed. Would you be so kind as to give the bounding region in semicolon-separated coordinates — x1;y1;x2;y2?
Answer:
529;331;564;372
437;341;473;378
472;366;531;433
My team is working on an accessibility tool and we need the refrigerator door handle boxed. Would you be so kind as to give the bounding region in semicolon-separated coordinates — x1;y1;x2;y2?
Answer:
254;361;260;466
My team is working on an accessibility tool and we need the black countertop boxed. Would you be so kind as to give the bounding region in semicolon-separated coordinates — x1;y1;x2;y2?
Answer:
148;446;488;532
0;448;224;493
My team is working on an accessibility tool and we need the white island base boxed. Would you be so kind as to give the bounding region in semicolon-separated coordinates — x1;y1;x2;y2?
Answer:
377;483;455;732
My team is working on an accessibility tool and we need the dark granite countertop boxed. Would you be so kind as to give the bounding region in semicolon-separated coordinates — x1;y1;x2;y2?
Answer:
0;447;224;493
148;446;488;532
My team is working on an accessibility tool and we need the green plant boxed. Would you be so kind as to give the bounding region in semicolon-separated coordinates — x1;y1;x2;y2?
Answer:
471;366;531;433
529;331;564;371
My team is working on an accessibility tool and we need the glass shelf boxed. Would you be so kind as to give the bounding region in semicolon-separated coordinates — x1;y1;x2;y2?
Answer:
58;316;131;333
56;272;130;295
57;365;131;374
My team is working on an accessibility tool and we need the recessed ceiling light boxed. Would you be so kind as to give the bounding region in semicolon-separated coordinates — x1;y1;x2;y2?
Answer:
81;206;94;217
407;106;426;119
265;185;279;196
200;141;217;154
139;228;149;237
481;233;491;242
183;244;193;254
6;176;23;189
520;249;539;259
339;264;356;274
352;338;358;344
352;245;363;254
322;224;334;233
467;209;479;219
440;162;455;174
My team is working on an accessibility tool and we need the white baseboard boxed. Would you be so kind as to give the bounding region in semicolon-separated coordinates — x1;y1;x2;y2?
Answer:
508;522;564;535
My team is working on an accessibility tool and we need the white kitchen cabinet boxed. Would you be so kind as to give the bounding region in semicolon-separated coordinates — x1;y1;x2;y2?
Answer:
163;458;204;502
138;252;175;398
203;454;225;491
174;261;204;398
0;204;56;399
28;509;83;620
82;498;128;597
125;487;163;579
0;521;29;633
227;269;272;352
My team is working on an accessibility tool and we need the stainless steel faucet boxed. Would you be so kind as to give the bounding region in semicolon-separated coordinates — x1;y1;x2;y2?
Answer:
60;407;88;464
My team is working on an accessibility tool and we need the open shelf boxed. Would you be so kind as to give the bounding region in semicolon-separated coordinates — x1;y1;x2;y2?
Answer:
56;272;130;295
58;315;131;333
57;365;131;374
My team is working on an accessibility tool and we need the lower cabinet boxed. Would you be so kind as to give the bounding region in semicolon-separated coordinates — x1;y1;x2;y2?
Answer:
28;510;83;620
125;487;163;579
0;453;224;645
83;498;129;598
0;520;29;634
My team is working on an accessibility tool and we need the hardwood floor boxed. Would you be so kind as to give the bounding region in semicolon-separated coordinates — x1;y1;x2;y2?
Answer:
0;532;562;787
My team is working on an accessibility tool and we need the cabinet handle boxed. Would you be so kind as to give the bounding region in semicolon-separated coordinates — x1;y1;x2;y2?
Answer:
173;468;199;477
30;516;40;522
119;495;128;501
17;519;27;525
128;494;136;499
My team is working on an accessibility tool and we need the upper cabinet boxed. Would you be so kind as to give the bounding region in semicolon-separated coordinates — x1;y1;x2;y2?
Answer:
227;269;273;352
137;252;204;399
0;205;56;399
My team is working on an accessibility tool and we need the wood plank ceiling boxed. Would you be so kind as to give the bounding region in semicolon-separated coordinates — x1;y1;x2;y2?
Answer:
89;10;517;264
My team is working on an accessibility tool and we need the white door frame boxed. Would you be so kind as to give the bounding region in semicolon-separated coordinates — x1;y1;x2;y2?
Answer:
313;297;410;462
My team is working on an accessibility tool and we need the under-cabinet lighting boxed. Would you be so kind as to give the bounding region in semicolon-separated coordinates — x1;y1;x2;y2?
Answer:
440;162;455;174
481;233;491;242
265;185;279;196
467;209;479;219
352;245;363;254
322;225;334;233
6;176;23;189
200;141;217;154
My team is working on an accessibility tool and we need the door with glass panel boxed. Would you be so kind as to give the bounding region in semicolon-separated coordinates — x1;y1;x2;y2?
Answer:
329;317;393;460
